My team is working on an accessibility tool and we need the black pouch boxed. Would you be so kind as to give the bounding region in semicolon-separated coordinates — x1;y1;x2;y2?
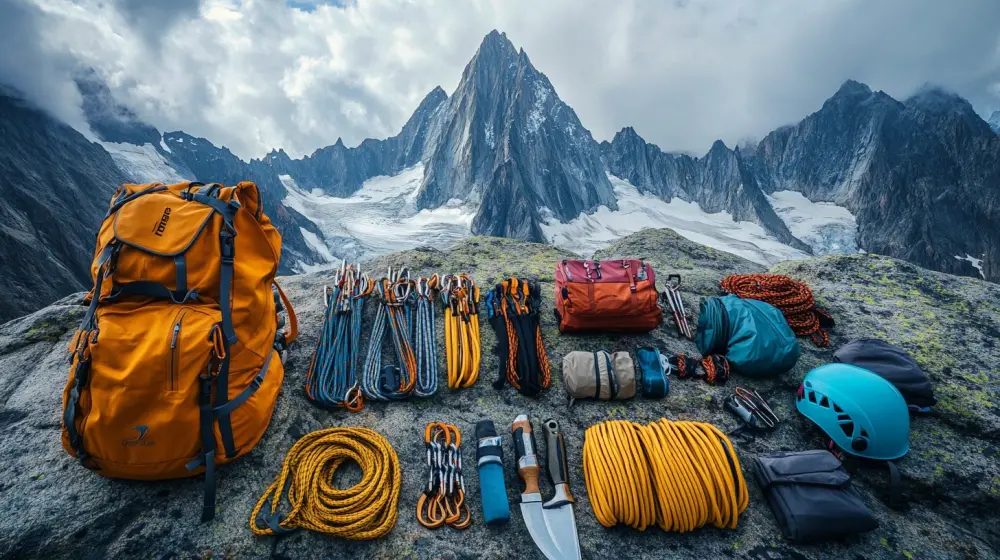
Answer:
834;338;936;411
753;450;878;543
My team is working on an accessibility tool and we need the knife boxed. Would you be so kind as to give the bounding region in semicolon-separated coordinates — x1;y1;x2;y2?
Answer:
513;415;582;560
541;419;581;559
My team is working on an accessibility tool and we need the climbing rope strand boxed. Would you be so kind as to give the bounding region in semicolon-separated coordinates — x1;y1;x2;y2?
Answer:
250;427;401;539
719;273;831;347
583;419;748;533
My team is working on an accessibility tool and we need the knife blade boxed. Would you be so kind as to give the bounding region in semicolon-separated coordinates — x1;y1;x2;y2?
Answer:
513;415;564;560
541;418;581;560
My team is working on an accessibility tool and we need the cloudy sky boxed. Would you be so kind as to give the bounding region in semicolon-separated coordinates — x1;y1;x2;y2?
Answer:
3;0;1000;160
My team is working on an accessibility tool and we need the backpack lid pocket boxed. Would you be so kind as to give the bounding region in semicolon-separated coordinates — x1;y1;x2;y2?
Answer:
113;191;215;257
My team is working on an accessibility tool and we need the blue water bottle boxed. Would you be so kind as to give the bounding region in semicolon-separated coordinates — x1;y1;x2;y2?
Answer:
475;420;510;525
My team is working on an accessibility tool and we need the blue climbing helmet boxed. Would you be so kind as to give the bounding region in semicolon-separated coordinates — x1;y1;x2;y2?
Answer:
797;363;910;461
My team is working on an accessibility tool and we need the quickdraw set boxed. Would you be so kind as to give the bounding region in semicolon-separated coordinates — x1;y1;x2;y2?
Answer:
440;274;482;389
417;422;471;530
362;267;442;402
485;276;552;397
305;262;372;411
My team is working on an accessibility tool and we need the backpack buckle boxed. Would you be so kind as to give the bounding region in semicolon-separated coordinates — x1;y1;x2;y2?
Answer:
220;233;236;261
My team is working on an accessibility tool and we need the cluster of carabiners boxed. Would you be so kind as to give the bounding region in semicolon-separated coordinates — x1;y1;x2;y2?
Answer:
724;386;779;435
305;261;372;411
440;274;482;389
361;267;419;401
417;423;471;530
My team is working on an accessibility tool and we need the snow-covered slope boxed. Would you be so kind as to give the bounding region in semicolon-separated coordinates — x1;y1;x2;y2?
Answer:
765;190;858;256
100;141;191;183
541;175;812;265
281;164;476;269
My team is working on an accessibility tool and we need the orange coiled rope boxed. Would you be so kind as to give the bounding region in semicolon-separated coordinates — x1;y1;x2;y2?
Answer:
719;274;831;347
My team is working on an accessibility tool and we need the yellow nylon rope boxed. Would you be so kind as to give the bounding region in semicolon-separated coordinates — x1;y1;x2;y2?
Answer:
250;427;401;539
583;419;748;533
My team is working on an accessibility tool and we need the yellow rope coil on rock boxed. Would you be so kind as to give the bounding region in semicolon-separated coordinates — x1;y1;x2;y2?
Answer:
250;427;401;540
583;419;748;533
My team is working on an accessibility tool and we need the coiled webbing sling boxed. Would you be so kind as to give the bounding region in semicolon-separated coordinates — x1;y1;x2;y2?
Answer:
583;419;748;532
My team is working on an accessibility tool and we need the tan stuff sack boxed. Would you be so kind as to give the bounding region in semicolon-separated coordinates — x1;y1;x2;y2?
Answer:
562;350;636;404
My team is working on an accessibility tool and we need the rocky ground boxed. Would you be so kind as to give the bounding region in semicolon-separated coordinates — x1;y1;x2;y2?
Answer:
0;228;997;559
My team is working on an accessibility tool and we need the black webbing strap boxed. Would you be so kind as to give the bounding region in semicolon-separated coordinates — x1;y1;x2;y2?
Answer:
65;242;118;467
213;351;274;417
77;244;118;332
886;460;904;510
104;186;168;219
175;254;188;295
109;281;197;304
194;372;217;522
219;229;237;345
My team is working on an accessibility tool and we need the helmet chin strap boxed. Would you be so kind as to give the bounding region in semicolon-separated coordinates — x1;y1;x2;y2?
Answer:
827;439;905;511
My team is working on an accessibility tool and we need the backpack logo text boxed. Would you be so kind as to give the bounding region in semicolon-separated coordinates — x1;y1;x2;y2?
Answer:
152;208;172;237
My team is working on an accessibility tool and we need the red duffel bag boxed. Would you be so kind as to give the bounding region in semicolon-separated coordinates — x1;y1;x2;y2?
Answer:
554;259;663;333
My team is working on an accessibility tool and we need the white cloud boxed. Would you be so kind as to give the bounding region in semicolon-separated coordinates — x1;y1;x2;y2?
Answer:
4;0;1000;160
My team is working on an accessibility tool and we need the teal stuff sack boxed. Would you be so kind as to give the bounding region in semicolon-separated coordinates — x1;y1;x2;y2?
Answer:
695;294;800;376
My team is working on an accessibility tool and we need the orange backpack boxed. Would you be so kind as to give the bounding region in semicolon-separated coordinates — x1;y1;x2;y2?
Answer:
61;181;297;522
554;258;662;333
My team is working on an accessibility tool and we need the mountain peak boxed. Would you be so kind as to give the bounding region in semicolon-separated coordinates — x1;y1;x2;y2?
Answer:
613;126;645;144
835;79;873;98
471;30;519;70
480;29;516;53
989;110;1000;133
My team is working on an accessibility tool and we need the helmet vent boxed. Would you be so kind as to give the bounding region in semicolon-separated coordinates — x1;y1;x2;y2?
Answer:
833;403;843;413
860;428;869;438
808;391;817;404
819;396;830;408
839;422;854;437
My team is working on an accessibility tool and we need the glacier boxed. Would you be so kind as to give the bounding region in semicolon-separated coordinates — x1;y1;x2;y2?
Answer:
100;141;190;184
540;175;813;266
765;190;858;256
281;164;477;268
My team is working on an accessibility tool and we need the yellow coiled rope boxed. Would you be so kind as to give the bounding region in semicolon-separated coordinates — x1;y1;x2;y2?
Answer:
250;427;401;539
583;419;748;533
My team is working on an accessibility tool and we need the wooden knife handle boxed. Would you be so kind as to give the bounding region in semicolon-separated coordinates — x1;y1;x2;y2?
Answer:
513;415;540;495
